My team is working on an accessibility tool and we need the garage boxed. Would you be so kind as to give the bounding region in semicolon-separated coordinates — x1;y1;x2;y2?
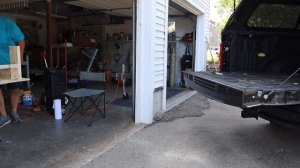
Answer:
0;0;210;167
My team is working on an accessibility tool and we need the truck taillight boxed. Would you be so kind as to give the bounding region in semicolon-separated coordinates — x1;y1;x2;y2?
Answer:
219;43;224;71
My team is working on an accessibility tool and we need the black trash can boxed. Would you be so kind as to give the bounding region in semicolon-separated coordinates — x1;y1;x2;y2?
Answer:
44;69;66;113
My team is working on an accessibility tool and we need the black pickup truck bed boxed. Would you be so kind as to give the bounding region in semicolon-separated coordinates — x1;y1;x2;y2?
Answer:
183;71;300;108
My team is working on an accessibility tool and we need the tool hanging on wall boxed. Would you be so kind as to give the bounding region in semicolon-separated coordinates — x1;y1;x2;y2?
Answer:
126;49;132;73
40;50;48;69
103;36;112;70
121;64;129;99
114;42;122;65
114;53;122;65
82;48;99;72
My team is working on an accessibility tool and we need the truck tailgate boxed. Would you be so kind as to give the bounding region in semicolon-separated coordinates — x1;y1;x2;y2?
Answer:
183;71;300;108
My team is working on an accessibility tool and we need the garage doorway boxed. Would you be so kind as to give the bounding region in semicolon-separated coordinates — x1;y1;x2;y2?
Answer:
0;0;137;167
166;2;197;100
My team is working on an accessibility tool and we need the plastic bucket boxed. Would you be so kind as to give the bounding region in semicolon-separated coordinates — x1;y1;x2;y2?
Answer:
23;94;32;106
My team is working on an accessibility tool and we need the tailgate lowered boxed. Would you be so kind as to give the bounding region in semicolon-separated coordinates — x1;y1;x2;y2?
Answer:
183;71;300;108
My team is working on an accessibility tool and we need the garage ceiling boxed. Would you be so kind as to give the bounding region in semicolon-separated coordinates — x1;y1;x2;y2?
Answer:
0;0;185;18
0;0;29;10
66;0;184;17
66;0;132;16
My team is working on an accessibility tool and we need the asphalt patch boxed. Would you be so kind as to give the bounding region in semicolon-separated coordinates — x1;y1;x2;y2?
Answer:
155;93;209;122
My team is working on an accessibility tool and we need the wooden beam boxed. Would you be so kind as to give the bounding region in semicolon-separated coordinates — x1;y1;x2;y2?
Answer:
46;0;53;68
9;46;22;80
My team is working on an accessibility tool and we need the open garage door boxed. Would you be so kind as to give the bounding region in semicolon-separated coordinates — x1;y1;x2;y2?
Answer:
0;0;142;167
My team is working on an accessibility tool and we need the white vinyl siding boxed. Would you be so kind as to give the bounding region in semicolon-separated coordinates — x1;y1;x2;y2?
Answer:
154;0;168;89
201;0;210;39
135;0;210;124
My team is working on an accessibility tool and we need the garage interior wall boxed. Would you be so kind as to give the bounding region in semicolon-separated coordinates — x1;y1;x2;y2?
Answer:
2;13;48;47
172;0;210;72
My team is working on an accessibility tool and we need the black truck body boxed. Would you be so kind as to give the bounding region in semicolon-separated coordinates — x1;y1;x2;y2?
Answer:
184;0;300;127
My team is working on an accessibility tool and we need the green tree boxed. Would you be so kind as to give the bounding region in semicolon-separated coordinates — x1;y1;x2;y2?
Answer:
248;4;300;29
215;0;241;16
215;0;241;34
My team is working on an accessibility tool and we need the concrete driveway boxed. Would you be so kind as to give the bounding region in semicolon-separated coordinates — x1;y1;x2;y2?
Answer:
83;93;300;168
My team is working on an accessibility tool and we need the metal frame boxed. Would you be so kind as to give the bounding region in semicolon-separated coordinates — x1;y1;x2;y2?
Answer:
64;91;105;126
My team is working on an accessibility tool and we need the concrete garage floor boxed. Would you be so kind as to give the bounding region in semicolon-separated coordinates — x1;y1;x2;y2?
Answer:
84;93;300;168
0;78;143;168
0;77;191;168
0;104;142;168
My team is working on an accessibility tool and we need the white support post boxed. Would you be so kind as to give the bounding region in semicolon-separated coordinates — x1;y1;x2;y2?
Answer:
194;14;207;72
162;0;170;111
135;0;155;124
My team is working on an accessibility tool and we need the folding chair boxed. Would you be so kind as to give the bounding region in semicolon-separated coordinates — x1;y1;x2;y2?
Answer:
63;72;106;126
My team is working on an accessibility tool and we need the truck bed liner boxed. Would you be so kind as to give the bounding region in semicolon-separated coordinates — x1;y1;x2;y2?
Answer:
184;71;300;108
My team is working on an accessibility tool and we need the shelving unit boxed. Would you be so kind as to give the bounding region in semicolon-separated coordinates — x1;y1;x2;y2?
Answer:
62;15;130;47
0;46;29;85
55;15;132;74
70;15;106;47
72;26;105;38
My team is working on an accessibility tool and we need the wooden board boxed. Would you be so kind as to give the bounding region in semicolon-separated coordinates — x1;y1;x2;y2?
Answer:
0;46;30;85
0;78;30;85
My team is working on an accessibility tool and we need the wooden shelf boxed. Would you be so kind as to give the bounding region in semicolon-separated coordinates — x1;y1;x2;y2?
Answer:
0;64;19;69
0;46;30;84
0;78;29;85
